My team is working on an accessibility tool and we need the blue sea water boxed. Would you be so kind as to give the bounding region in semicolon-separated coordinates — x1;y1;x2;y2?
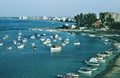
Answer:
0;19;110;78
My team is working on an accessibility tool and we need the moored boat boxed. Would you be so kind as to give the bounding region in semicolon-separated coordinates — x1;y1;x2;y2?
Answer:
7;46;12;50
51;45;61;52
17;44;24;49
86;62;99;67
74;40;80;45
78;67;92;74
0;43;3;46
66;73;79;78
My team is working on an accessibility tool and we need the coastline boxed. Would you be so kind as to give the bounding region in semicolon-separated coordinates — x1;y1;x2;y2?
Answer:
30;28;120;78
93;53;120;78
93;36;120;78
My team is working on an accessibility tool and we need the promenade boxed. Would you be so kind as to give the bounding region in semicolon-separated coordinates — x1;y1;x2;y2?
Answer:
29;28;119;37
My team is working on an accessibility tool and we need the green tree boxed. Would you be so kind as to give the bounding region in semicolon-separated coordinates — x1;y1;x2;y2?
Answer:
106;15;114;26
84;13;97;28
99;13;105;27
74;14;80;29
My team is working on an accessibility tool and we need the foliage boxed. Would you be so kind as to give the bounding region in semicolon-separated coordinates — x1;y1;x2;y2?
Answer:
74;13;97;29
111;22;120;30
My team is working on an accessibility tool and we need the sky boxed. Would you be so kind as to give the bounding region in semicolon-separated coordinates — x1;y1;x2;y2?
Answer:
0;0;120;17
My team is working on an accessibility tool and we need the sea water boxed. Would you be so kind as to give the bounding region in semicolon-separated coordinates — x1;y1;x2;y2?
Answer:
0;19;110;78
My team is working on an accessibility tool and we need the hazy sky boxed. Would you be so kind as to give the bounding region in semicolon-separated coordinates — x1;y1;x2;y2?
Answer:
0;0;120;17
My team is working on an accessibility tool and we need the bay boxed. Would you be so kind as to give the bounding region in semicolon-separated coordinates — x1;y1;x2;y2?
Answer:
0;19;110;78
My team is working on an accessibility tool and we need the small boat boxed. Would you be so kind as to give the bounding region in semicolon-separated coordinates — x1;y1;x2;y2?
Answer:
57;74;65;78
31;43;35;46
13;40;17;45
3;35;9;40
7;46;12;50
50;45;61;52
17;35;21;39
74;40;80;45
85;57;98;63
0;43;3;46
40;37;45;41
66;73;79;78
78;67;92;74
18;32;22;36
61;42;66;46
22;38;27;43
17;44;24;49
45;43;52;47
30;35;35;39
86;62;99;67
36;34;40;38
89;34;96;37
33;46;37;50
87;67;97;71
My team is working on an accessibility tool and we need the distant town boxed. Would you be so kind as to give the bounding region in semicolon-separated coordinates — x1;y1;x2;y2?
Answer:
0;12;120;30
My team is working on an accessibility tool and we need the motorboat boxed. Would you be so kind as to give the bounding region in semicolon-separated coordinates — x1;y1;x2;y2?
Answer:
40;37;45;41
78;67;92;74
13;40;17;45
22;38;27;43
57;74;65;78
30;35;35;39
7;46;12;50
89;34;96;37
74;40;80;45
18;32;22;36
50;45;61;52
3;35;9;40
66;73;79;78
85;57;98;63
17;44;24;49
0;43;3;46
86;62;99;67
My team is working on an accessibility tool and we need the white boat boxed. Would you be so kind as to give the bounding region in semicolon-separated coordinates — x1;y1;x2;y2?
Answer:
89;34;96;37
17;44;24;49
3;35;9;40
78;67;92;74
36;34;40;38
74;40;80;45
0;43;3;46
57;74;65;78
13;40;17;45
7;46;12;50
58;37;62;40
31;43;35;46
46;38;51;43
85;57;98;63
66;73;79;78
40;37;45;41
85;57;100;66
33;46;37;50
18;32;22;36
87;67;97;71
61;42;66;46
22;38;27;43
86;62;99;67
51;45;61;52
17;35;21;39
95;56;105;63
30;35;35;39
45;43;52;47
